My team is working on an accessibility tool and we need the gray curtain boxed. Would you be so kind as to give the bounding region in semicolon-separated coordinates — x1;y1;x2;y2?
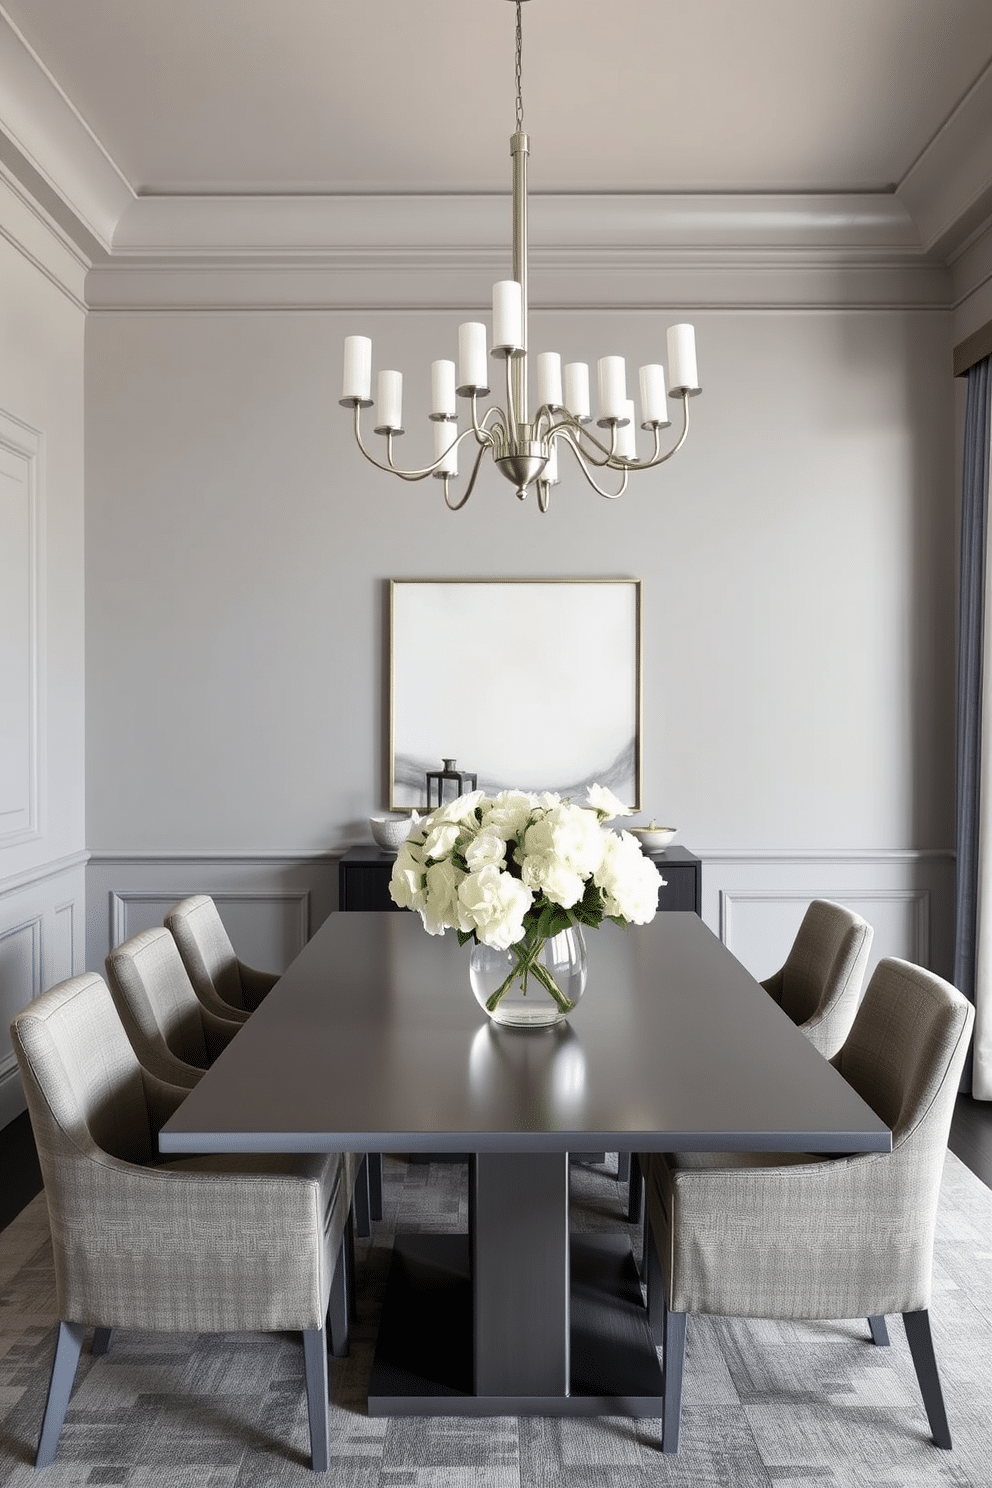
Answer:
954;356;992;1091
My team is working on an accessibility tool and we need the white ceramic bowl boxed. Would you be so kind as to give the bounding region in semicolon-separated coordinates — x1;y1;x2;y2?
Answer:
629;825;677;852
369;815;416;851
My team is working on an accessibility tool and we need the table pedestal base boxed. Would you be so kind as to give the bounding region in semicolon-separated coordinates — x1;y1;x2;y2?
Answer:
368;1232;664;1417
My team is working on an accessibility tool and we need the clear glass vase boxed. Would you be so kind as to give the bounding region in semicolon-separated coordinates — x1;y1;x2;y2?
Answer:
469;924;587;1027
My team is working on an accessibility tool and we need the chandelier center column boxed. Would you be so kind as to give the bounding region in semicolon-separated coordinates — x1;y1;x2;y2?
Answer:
511;128;529;432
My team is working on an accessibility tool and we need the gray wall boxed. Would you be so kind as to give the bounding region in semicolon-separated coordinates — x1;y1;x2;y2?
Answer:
83;300;956;980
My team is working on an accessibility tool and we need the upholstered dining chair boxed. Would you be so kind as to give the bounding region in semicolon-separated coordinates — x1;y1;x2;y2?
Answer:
641;956;974;1455
626;899;873;1226
164;893;278;1022
11;972;361;1471
761;898;874;1058
105;924;243;1088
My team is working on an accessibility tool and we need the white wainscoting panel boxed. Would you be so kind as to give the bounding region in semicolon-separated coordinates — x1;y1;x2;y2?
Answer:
86;853;340;973
0;852;85;1127
698;850;955;985
0;411;41;846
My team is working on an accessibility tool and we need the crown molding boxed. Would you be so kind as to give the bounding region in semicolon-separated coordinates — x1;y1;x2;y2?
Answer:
897;59;992;257
83;251;951;314
84;191;948;312
108;190;921;258
0;5;131;255
0;160;87;306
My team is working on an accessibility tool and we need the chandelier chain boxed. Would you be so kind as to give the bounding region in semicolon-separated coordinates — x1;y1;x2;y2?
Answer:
515;0;524;132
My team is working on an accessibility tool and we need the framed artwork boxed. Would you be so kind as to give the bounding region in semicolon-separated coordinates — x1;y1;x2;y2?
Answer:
388;578;642;811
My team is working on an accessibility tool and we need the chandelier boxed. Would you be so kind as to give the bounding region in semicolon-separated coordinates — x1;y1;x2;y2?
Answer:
339;0;701;512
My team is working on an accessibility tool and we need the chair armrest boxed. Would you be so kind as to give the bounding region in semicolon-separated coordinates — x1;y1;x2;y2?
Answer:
140;1067;191;1133
53;1146;348;1334
201;1005;243;1061
238;961;279;1012
760;967;784;1004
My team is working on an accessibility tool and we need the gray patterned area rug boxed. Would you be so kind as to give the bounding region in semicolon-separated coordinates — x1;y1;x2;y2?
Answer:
1;1151;991;1487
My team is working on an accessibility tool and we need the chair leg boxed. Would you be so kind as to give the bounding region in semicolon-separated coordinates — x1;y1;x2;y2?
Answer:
662;1299;688;1455
644;1218;664;1342
328;1233;350;1359
368;1151;383;1221
627;1152;644;1225
903;1309;952;1449
344;1210;358;1323
35;1320;87;1468
616;1151;631;1183
353;1156;371;1239
868;1315;890;1346
302;1325;330;1472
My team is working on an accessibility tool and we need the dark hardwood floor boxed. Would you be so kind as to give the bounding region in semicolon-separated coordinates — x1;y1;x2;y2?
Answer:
1;1094;991;1234
0;1109;42;1231
949;1093;992;1189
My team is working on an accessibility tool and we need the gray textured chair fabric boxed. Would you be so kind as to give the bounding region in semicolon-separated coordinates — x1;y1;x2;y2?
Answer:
105;924;243;1088
642;957;975;1455
624;899;874;1229
761;898;873;1058
164;894;278;1019
11;972;360;1471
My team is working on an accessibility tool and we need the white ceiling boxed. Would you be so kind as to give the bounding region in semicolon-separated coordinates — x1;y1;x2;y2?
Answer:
1;0;991;283
2;0;991;196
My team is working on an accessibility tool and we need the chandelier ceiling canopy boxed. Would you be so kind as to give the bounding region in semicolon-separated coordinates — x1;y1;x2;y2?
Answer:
340;0;701;512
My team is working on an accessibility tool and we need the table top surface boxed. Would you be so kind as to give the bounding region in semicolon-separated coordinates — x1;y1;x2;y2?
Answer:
159;911;891;1157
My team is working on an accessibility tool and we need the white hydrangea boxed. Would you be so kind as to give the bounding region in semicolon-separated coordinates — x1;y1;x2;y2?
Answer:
389;784;663;946
586;783;633;820
457;864;533;949
595;830;662;924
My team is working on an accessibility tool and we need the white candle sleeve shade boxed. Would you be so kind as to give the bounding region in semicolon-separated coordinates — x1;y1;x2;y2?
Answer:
375;370;403;433
597;356;628;424
564;362;591;422
430;360;456;420
537;352;563;411
492;281;523;354
432;417;458;477
616;400;638;459
639;363;671;427
667;323;701;395
457;323;489;394
341;335;373;404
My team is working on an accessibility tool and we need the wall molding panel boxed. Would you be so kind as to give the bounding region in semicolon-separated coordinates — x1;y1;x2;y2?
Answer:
86;852;340;974
698;849;953;985
0;409;42;847
0;855;85;1127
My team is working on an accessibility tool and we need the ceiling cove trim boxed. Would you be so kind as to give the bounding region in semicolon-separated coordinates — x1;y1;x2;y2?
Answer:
0;7;132;254
107;192;921;257
896;59;992;257
84;255;952;314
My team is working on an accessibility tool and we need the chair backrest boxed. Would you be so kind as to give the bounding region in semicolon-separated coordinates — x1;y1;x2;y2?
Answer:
775;899;873;1056
833;956;973;1154
106;925;210;1070
165;894;245;1010
11;972;156;1178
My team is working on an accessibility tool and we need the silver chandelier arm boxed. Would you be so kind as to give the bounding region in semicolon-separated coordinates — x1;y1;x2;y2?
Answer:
553;426;630;501
352;402;494;481
557;415;621;468
443;438;490;511
628;391;690;469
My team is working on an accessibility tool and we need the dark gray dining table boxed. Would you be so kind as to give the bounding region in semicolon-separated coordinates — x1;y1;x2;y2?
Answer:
159;909;891;1418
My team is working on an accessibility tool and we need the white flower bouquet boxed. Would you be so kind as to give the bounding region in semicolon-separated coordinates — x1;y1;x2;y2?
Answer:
389;783;665;1016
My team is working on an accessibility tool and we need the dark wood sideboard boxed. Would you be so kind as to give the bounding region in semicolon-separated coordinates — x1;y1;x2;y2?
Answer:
338;842;701;915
